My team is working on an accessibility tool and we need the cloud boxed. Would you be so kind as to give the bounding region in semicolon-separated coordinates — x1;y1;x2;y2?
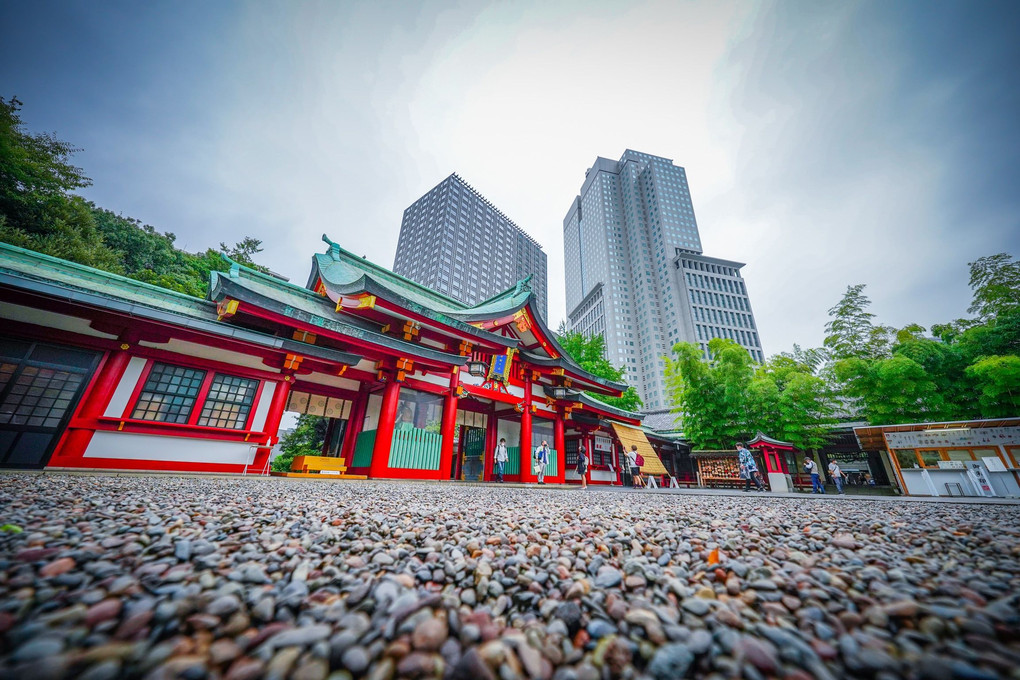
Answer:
701;1;1020;354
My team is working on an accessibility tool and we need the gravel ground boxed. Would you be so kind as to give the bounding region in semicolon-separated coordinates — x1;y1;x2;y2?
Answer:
1;474;1019;680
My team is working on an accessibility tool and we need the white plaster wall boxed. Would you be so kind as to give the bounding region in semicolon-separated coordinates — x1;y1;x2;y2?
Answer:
497;419;520;448
591;470;617;483
362;394;383;431
0;302;117;339
249;382;277;431
298;373;362;391
85;431;257;465
104;357;147;417
138;338;276;373
413;371;450;388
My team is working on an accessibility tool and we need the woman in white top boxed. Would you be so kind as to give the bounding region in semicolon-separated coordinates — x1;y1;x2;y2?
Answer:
493;438;508;483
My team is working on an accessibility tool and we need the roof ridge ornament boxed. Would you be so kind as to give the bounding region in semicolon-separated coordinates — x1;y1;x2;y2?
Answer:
514;274;533;296
321;234;341;261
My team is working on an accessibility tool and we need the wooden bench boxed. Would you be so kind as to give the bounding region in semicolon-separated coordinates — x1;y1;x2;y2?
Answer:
293;455;348;474
272;455;367;480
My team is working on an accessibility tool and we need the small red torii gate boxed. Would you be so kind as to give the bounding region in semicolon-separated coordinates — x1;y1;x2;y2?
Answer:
747;432;796;493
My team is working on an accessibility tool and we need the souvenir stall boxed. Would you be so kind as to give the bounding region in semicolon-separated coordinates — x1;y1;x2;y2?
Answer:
855;419;1020;497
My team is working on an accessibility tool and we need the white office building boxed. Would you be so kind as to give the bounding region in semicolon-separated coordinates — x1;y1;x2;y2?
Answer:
564;150;763;409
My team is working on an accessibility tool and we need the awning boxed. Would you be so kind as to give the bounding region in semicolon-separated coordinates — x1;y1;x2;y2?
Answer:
611;423;668;475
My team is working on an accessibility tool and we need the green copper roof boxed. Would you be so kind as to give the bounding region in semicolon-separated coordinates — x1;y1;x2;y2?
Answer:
0;242;361;365
577;391;645;422
314;234;533;319
210;265;465;366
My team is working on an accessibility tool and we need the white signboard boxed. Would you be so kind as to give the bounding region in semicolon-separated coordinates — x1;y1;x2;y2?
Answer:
982;456;1007;472
937;460;966;470
594;436;612;452
886;426;1020;449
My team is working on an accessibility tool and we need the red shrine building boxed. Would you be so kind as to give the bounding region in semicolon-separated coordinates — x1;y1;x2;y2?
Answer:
0;237;670;483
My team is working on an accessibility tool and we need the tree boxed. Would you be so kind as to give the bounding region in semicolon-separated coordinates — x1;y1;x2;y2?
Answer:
0;97;118;271
271;415;328;472
823;284;893;361
0;98;266;298
665;338;836;451
967;253;1020;322
965;355;1020;418
556;328;643;411
748;354;836;451
664;341;730;449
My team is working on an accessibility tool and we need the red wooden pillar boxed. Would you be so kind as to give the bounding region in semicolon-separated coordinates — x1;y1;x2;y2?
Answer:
262;375;292;444
483;405;497;482
554;411;565;483
248;375;291;473
52;347;134;462
340;383;369;467
519;372;534;483
370;376;402;478
439;369;459;481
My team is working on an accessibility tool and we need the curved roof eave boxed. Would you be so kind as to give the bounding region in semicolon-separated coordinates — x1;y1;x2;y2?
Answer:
311;257;517;349
576;391;645;422
211;274;466;367
459;297;628;394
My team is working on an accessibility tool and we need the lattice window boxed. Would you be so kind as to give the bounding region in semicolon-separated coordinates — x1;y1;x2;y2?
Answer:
565;439;578;467
132;363;206;423
197;374;258;429
0;366;84;428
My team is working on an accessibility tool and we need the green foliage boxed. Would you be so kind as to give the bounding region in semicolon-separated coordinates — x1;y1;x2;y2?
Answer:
823;284;893;361
271;415;328;472
965;355;1020;418
664;338;836;450
825;253;1020;424
0;97;264;298
556;329;643;412
967;253;1020;322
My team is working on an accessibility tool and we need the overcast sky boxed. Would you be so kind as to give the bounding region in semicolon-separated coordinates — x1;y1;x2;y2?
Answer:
2;0;1018;358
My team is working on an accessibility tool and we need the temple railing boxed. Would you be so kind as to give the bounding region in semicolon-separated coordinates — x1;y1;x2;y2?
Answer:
389;427;441;470
350;427;441;471
506;446;557;476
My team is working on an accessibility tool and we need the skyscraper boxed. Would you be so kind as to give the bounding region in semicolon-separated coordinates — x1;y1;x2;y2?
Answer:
394;173;548;320
564;150;762;410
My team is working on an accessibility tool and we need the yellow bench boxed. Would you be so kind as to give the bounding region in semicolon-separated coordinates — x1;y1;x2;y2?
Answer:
272;455;367;480
293;455;348;474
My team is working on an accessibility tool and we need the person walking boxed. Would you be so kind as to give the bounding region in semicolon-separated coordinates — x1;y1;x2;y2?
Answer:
737;442;766;492
493;438;508;483
576;443;589;489
627;445;644;488
534;440;550;484
828;460;847;495
804;457;824;494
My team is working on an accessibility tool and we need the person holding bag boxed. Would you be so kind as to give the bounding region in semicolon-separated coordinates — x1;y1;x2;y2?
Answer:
576;443;589;489
534;440;550;484
493;438;508;483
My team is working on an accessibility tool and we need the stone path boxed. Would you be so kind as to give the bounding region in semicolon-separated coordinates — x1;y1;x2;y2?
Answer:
0;474;1018;680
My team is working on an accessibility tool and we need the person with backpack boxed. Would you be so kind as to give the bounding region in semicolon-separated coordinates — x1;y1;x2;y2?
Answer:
534;440;550;484
575;443;589;489
629;444;645;488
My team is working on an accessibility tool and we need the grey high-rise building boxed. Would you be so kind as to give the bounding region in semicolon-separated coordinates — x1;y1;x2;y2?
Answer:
564;150;762;410
394;173;548;320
